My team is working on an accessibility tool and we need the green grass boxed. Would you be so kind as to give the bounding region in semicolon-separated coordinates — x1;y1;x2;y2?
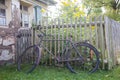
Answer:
0;65;120;80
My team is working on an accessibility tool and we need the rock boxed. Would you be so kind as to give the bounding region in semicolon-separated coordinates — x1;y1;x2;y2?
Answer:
0;50;14;60
0;30;6;36
3;37;15;46
0;36;2;45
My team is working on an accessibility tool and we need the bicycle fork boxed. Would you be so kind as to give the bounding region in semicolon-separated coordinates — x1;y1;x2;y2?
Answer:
71;43;84;62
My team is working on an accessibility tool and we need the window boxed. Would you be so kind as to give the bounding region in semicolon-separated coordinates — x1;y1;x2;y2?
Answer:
0;0;6;26
0;9;5;16
0;0;5;5
20;5;28;11
34;6;41;25
22;14;29;27
20;5;29;27
23;6;28;11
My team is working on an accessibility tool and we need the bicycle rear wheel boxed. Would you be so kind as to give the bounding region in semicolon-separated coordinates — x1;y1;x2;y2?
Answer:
17;45;41;73
66;42;100;73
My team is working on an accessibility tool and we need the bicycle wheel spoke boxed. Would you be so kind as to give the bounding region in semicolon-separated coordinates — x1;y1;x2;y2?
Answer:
17;45;41;73
66;42;99;73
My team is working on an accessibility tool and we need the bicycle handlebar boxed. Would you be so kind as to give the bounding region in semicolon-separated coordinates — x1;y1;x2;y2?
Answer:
36;25;55;38
36;25;42;30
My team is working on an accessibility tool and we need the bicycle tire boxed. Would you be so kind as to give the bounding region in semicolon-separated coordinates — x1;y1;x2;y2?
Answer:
17;45;41;73
66;42;100;73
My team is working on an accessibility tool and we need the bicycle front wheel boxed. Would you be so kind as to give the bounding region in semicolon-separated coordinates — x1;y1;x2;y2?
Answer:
66;42;100;73
17;45;41;73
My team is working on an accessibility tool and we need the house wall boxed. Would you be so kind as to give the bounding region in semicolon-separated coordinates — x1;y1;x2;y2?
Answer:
20;0;34;28
0;0;47;65
28;6;34;27
6;0;12;26
0;0;20;65
28;0;48;9
0;0;12;28
0;28;16;65
20;0;48;27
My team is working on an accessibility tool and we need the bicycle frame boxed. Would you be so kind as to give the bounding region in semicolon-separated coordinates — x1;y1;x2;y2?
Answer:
36;29;83;62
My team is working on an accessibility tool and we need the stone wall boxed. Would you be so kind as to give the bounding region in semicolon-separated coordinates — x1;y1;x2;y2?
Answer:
0;0;20;65
0;28;17;65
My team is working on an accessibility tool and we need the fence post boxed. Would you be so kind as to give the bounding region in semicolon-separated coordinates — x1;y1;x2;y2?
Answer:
32;28;36;45
104;16;114;70
99;16;105;69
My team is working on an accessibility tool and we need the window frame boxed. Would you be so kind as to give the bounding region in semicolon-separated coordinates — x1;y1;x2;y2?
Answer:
0;0;6;26
0;0;5;5
20;5;29;27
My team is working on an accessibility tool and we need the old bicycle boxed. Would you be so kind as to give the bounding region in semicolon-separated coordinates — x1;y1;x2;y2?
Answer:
17;25;100;73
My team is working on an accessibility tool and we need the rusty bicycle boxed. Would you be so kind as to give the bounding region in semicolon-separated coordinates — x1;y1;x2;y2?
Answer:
17;25;100;74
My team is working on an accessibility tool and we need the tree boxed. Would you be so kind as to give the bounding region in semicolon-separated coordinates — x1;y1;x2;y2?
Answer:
82;0;120;21
59;0;85;19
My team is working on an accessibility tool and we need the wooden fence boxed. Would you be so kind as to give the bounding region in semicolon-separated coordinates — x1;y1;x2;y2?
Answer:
16;16;120;70
16;28;31;62
105;17;120;69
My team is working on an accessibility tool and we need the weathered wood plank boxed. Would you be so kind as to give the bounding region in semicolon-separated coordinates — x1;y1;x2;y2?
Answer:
79;18;82;41
99;16;105;69
104;16;112;70
89;17;92;44
94;17;98;49
40;21;104;29
54;18;57;63
84;17;87;40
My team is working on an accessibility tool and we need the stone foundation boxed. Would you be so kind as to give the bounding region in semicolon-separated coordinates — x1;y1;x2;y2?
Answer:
0;28;17;65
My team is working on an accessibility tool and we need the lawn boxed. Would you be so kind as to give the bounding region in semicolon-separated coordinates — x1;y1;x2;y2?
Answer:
0;65;120;80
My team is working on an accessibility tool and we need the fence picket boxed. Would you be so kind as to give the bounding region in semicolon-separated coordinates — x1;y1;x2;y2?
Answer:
84;17;87;41
99;16;105;69
61;19;64;62
66;18;69;40
79;18;82;41
89;17;92;44
54;19;57;63
94;17;98;49
74;18;78;41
